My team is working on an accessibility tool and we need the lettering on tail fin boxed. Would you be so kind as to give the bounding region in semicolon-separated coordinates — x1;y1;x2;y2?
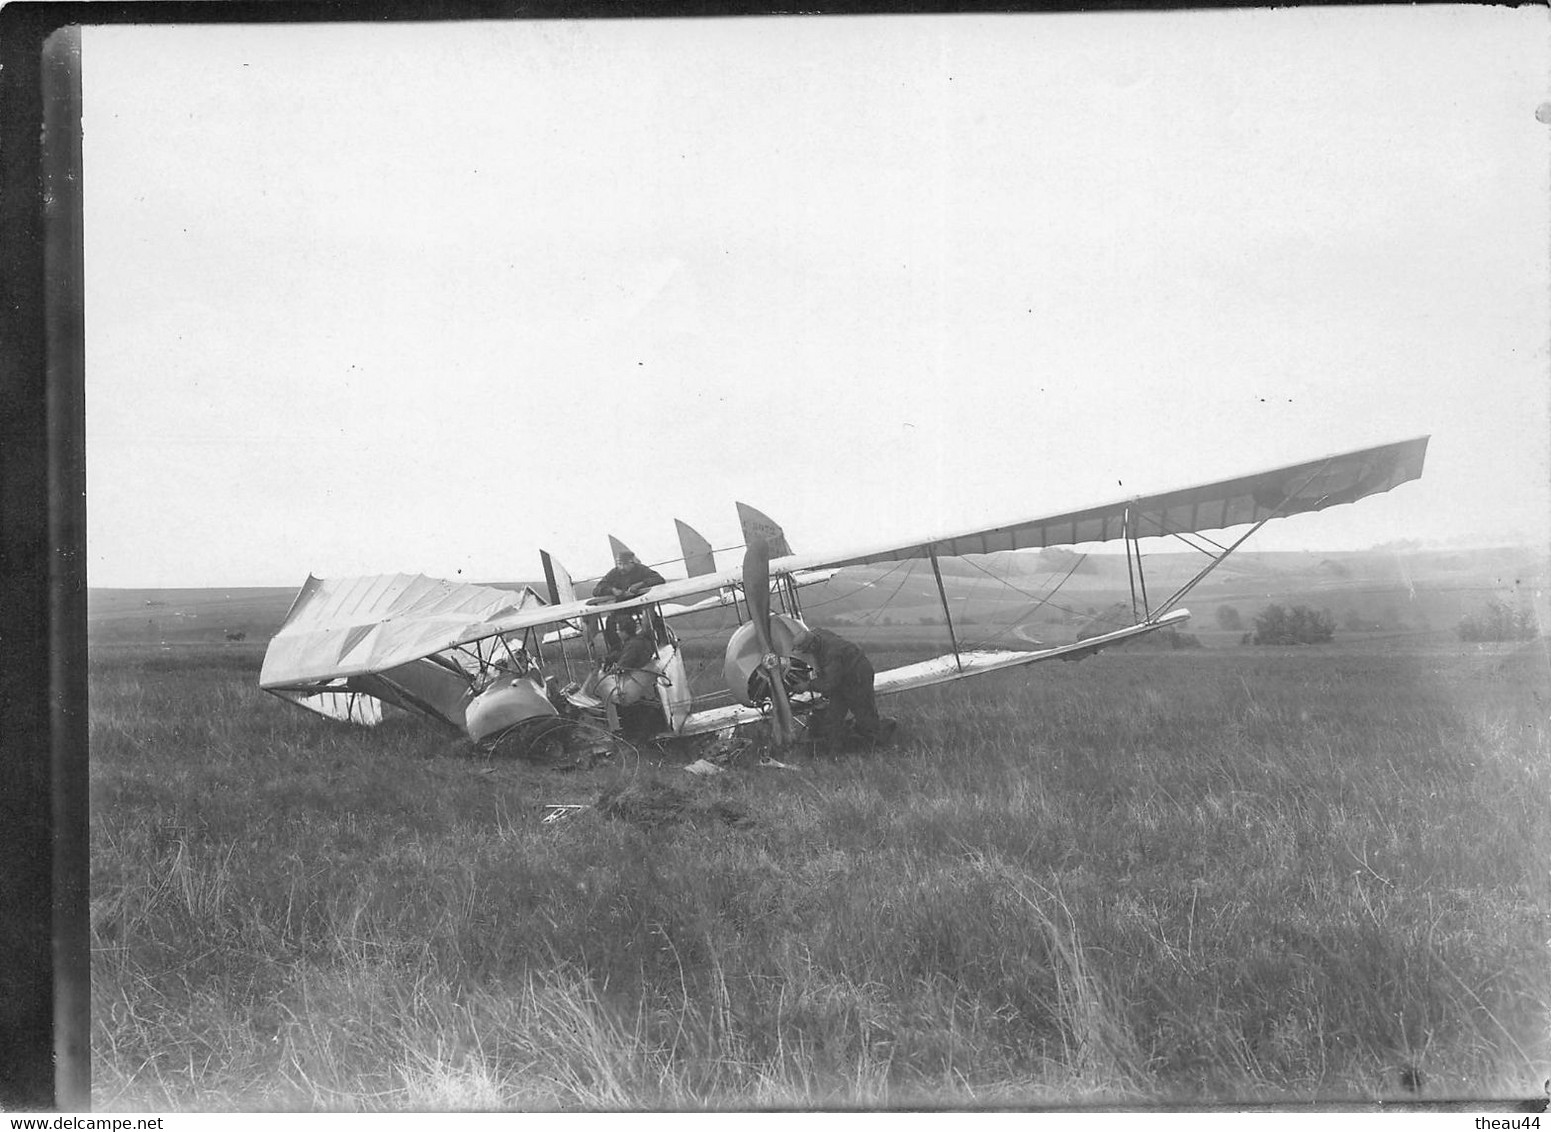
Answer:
675;519;717;577
735;502;792;558
540;551;578;606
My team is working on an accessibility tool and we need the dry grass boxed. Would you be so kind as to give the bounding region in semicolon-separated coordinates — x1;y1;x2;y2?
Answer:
88;638;1551;1109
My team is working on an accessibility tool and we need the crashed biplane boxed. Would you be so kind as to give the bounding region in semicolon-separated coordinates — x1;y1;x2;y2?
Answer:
260;436;1429;754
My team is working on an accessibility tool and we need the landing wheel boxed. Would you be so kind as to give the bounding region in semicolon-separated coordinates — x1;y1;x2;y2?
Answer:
484;718;622;770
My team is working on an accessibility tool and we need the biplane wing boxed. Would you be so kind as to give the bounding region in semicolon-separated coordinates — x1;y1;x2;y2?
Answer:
771;435;1430;573
673;609;1194;737
262;436;1428;743
867;609;1195;694
259;573;547;727
471;435;1430;634
487;435;1426;736
459;433;1427;648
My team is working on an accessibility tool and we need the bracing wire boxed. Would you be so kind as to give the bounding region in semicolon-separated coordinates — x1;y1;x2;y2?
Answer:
1123;508;1237;560
565;716;642;783
496;713;643;783
955;551;1093;647
859;558;929;625
792;559;914;616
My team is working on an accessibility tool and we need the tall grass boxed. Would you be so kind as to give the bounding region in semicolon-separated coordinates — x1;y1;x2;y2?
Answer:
88;640;1551;1108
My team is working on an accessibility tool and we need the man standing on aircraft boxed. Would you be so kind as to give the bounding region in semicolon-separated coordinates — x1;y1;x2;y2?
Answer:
789;627;894;750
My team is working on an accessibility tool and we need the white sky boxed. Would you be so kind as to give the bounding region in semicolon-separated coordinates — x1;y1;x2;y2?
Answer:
83;8;1550;588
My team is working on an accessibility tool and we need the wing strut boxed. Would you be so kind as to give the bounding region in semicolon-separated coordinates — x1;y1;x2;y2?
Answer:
928;549;964;673
1152;514;1274;618
1135;540;1152;620
782;572;804;622
1122;506;1150;621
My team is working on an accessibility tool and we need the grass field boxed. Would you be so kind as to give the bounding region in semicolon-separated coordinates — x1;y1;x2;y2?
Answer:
89;635;1550;1109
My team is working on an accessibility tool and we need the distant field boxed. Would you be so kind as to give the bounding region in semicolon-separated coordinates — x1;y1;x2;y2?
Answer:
87;544;1548;653
88;587;297;647
89;634;1550;1109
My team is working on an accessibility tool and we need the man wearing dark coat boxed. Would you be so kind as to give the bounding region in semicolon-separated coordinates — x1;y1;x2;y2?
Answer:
789;627;892;748
592;551;666;648
577;616;661;736
606;617;657;671
592;550;665;601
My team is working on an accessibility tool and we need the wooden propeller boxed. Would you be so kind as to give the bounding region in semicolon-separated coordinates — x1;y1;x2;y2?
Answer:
743;536;795;745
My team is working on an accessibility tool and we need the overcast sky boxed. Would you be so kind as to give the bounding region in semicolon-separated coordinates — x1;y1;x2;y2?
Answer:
83;8;1549;588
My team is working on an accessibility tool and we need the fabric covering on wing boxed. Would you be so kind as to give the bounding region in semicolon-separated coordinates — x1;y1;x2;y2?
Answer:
259;573;547;727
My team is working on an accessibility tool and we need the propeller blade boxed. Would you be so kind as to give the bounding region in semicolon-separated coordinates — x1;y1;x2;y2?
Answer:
766;663;796;745
742;537;794;745
744;537;773;650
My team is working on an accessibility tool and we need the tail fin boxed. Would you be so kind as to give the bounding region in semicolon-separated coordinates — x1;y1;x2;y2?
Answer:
607;534;634;563
736;502;792;558
540;550;578;606
675;519;717;577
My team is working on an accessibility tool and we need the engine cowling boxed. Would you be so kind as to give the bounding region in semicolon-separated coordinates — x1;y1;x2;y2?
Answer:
464;676;558;743
722;613;809;706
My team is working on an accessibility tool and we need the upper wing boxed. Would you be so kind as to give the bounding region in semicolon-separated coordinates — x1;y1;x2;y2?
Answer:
259;573;543;688
357;436;1430;662
788;436;1430;571
260;573;552;729
674;437;1426;731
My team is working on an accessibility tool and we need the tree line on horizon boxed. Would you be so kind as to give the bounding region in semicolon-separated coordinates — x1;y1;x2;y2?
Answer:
1210;598;1540;645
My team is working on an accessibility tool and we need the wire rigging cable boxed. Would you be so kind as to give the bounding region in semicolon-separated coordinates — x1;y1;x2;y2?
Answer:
860;558;929;624
957;550;1091;650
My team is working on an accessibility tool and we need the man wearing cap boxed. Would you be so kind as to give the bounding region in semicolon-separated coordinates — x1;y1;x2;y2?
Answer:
789;627;892;749
592;550;665;601
592;550;666;649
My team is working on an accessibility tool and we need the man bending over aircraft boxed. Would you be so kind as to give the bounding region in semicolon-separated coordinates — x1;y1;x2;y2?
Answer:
592;550;665;601
789;628;894;750
592;550;668;648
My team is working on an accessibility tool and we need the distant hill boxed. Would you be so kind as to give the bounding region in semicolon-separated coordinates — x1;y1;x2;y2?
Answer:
87;545;1548;649
88;587;300;647
802;545;1549;640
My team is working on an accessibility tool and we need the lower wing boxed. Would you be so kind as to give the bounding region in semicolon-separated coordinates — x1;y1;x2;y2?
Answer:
675;609;1191;737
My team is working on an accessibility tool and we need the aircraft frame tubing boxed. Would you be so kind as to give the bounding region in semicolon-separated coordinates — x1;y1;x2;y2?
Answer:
1148;459;1341;619
927;549;965;672
781;573;803;621
1126;453;1350;623
1135;541;1152;617
1122;507;1152;621
1152;514;1274;618
1147;449;1352;617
